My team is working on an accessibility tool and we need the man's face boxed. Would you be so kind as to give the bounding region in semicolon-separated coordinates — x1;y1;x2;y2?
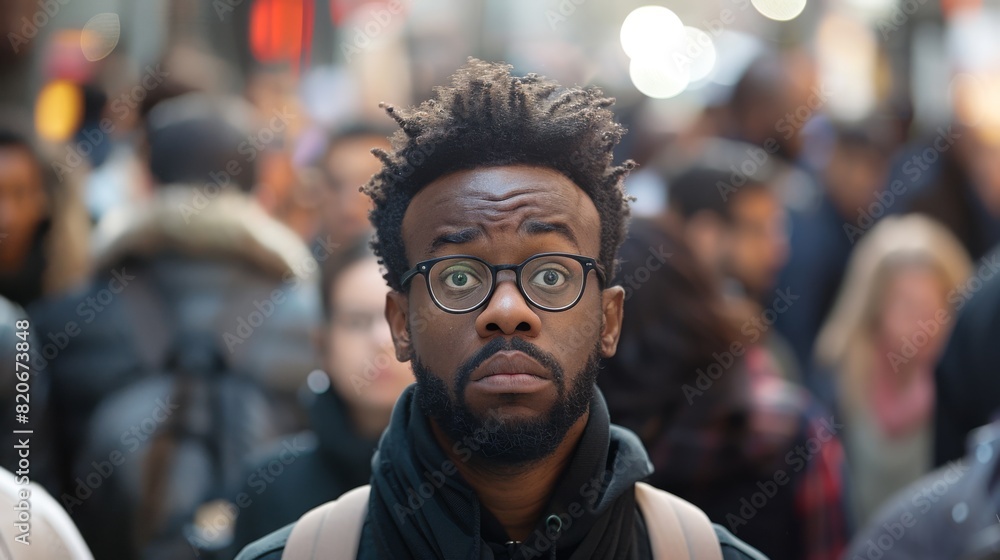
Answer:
728;188;789;299
385;166;624;465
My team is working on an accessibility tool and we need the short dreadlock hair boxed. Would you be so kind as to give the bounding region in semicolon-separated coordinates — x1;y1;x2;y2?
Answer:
363;58;634;292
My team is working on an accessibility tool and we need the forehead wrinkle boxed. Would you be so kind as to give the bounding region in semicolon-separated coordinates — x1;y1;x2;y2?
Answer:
426;226;484;254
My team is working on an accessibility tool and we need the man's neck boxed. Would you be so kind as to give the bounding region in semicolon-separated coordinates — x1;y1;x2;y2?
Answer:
431;413;588;542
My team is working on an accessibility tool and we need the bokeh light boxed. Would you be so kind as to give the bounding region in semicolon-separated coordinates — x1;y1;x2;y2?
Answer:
629;56;689;99
750;0;808;22
619;6;685;60
81;13;121;62
682;27;717;83
34;80;82;142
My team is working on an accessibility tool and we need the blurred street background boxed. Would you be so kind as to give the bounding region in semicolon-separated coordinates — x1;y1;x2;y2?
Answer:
1;0;1000;559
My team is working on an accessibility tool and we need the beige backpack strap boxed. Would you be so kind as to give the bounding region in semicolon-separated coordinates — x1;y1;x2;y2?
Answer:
634;482;723;560
282;485;370;560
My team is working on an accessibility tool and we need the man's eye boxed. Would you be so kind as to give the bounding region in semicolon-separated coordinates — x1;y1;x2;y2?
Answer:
441;267;482;289
530;268;567;288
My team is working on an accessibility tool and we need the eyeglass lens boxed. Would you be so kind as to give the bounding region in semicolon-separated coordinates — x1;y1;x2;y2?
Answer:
426;255;586;312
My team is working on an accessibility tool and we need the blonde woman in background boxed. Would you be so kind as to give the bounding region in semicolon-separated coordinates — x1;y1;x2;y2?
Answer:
812;214;972;530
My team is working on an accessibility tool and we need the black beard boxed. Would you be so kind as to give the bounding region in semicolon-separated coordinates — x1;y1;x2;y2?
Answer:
412;336;600;467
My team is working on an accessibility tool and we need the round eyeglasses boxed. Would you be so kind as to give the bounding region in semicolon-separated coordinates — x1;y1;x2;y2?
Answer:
399;252;607;314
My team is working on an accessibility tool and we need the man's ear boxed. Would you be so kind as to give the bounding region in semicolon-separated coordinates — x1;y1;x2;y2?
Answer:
599;285;625;358
385;291;413;362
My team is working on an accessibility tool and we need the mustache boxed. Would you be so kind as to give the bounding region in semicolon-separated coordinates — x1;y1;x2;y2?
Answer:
453;337;564;394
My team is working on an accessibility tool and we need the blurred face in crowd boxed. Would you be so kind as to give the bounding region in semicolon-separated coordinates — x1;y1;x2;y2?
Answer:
0;145;47;268
385;166;624;464
321;135;390;241
877;263;950;366
727;188;789;299
963;134;1000;217
825;144;890;219
326;256;414;413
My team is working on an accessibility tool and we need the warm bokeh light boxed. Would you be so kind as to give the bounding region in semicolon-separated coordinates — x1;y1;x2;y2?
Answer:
816;12;878;121
751;0;808;22
81;13;121;62
250;0;314;65
619;6;685;61
952;71;1000;138
34;80;83;142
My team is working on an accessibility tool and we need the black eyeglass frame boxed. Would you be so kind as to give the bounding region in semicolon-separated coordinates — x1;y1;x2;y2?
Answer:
399;252;607;314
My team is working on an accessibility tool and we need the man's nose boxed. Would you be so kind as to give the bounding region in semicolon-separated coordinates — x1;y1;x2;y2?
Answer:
475;270;541;337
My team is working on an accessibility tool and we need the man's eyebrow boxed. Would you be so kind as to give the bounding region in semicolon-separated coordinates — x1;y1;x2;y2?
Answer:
428;227;483;253
520;220;579;248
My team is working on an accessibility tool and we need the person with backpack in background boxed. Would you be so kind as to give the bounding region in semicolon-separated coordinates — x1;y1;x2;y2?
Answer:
230;237;414;555
29;92;322;559
237;59;766;560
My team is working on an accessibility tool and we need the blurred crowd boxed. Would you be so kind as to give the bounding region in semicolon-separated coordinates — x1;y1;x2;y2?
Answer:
1;1;999;559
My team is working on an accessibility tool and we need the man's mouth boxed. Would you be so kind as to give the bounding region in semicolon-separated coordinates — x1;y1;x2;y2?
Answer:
469;351;552;393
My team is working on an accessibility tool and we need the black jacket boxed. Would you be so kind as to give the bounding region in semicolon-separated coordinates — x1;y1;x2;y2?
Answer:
934;244;1000;466
231;388;379;554
236;386;767;560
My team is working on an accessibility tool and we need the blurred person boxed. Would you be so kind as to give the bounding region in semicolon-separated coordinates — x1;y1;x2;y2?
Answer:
934;243;1000;466
845;420;1000;560
906;125;1000;262
663;154;798;382
774;124;896;385
238;60;763;560
29;93;322;559
846;241;1000;559
230;237;413;554
665;156;790;305
314;123;393;244
600;218;848;560
726;51;818;165
0;126;90;309
0;466;93;559
813;215;971;529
